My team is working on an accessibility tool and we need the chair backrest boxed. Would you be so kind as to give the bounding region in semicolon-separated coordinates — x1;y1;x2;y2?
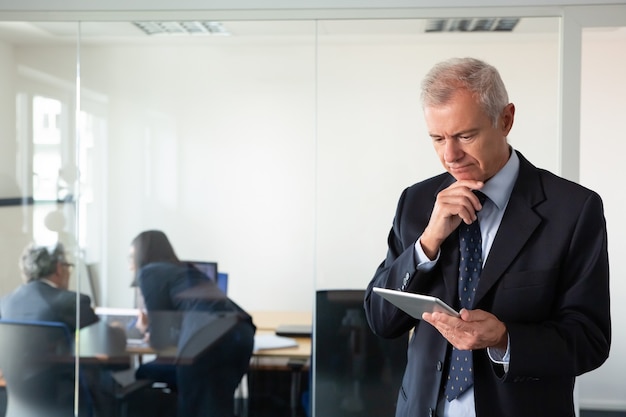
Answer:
313;289;408;417
85;263;101;307
0;319;92;417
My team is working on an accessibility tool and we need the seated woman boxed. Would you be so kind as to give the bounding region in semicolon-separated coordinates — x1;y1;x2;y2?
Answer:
129;230;255;417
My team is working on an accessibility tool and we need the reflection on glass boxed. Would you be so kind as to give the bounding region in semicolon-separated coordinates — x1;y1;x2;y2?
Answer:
0;16;563;416
314;290;408;416
32;95;66;246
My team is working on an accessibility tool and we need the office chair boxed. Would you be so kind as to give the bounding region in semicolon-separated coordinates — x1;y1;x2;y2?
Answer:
0;319;93;417
0;319;151;417
313;289;408;417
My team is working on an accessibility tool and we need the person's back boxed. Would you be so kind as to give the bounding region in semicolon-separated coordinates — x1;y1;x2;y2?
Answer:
130;230;256;417
0;280;98;331
141;262;252;317
139;262;256;417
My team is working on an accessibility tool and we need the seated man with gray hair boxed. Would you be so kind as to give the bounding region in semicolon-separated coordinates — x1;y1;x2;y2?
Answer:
0;242;98;329
0;242;125;417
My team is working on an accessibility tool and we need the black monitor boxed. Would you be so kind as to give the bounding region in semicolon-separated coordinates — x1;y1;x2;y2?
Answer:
314;289;407;417
183;261;228;294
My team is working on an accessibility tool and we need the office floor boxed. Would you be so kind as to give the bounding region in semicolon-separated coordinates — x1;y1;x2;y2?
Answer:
248;405;622;417
3;386;625;417
581;411;626;417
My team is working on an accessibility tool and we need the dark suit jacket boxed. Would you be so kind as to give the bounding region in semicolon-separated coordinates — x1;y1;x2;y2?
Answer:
0;280;98;331
364;151;611;417
0;280;125;417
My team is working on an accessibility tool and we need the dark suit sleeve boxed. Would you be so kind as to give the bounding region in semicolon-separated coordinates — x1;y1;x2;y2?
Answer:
55;291;98;330
506;192;611;379
78;293;99;329
364;186;444;339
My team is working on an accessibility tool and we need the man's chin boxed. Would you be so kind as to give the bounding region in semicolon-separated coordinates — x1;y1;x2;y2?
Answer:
448;169;478;181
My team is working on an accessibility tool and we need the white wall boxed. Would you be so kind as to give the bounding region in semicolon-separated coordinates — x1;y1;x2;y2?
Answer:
13;25;560;312
0;40;31;297
577;30;626;411
0;40;15;182
315;34;560;291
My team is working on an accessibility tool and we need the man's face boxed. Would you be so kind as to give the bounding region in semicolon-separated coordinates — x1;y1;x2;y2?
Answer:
424;88;514;182
58;260;72;290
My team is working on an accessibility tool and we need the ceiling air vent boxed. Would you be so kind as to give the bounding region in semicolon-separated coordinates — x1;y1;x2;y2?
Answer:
133;21;230;36
425;18;520;33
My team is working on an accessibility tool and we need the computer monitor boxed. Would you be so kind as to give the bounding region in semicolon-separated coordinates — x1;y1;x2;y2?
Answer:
216;272;229;294
183;261;228;294
185;260;217;281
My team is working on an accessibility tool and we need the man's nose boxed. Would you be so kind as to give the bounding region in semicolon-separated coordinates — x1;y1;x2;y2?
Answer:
444;139;463;163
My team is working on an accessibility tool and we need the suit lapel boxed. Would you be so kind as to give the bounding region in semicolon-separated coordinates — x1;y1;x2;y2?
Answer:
474;153;545;305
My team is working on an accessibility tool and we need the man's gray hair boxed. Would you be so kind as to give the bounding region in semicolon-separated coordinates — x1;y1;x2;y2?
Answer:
420;57;509;128
19;242;68;282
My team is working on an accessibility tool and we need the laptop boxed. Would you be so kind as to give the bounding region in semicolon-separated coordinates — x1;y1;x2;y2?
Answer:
94;307;144;341
275;324;312;338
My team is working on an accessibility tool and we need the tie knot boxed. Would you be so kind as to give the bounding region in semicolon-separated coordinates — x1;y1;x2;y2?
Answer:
473;190;487;205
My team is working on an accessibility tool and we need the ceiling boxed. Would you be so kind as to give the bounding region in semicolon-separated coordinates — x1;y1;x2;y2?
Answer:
0;18;566;45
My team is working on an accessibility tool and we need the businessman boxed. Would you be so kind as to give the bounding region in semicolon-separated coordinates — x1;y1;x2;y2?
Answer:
0;242;126;417
0;242;98;330
364;57;610;417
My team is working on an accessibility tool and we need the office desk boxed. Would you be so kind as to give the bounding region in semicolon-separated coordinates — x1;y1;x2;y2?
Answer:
249;310;311;362
2;311;313;414
125;311;312;415
249;311;312;383
249;311;312;415
253;332;310;358
251;310;312;332
126;311;312;360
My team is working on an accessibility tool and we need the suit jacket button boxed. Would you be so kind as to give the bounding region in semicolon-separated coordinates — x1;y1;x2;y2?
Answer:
437;361;443;372
428;408;435;417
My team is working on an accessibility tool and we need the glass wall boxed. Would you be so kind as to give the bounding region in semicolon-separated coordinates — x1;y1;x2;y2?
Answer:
0;16;564;416
1;17;563;310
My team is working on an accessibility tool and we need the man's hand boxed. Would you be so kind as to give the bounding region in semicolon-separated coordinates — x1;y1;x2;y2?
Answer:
420;180;484;259
422;309;508;351
135;309;149;335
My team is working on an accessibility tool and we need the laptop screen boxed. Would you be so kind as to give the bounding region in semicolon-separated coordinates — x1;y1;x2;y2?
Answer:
183;261;228;294
94;307;143;340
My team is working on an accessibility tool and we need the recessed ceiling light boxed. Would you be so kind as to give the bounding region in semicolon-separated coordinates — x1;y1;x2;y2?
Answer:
133;21;230;36
425;18;520;33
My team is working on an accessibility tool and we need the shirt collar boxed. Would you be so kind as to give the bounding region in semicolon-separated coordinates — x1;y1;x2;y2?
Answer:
39;278;59;288
480;147;519;211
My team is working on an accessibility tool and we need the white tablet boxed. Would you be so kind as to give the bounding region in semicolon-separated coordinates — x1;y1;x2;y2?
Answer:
373;287;460;318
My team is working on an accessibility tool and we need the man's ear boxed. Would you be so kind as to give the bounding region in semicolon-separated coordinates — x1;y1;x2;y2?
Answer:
55;261;64;275
501;103;515;134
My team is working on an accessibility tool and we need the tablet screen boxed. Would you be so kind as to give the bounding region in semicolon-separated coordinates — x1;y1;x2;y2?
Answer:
373;287;459;318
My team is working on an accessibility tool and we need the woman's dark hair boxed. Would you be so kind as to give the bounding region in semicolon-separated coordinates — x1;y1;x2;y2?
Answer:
131;230;181;270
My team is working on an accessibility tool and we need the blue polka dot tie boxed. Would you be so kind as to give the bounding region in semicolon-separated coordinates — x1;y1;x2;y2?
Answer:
444;191;486;401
